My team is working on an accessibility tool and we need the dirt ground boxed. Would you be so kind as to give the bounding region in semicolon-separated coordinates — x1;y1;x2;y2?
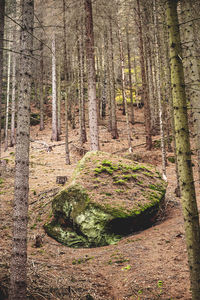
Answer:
0;105;199;299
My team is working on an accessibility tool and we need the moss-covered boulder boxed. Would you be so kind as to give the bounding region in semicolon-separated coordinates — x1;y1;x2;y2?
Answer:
44;151;167;248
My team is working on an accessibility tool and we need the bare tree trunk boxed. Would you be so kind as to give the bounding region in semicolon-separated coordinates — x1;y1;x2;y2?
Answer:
126;25;134;124
77;21;87;144
109;17;119;139
119;27;132;152
63;0;70;164
136;0;152;150
57;57;61;136
153;0;167;180
84;0;99;151
167;1;200;298
181;0;200;184
0;0;5;158
10;13;17;147
9;0;34;299
4;32;12;151
39;41;44;131
51;32;58;141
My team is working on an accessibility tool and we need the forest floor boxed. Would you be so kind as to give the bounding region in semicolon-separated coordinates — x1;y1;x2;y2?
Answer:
0;104;199;299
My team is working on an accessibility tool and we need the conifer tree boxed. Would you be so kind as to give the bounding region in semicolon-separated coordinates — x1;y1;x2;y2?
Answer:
166;1;200;298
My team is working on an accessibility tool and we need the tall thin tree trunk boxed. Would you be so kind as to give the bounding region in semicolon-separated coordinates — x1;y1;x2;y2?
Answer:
181;0;200;184
51;32;58;141
119;27;132;152
136;0;152;150
126;25;134;124
77;21;87;144
153;0;167;180
167;1;200;298
10;8;17;148
9;0;34;299
4;33;12;151
84;0;99;151
109;17;119;139
63;0;70;164
57;57;61;136
10;49;16;147
0;0;5;158
39;41;44;131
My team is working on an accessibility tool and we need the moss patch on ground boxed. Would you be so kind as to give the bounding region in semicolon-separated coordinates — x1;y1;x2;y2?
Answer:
45;151;167;248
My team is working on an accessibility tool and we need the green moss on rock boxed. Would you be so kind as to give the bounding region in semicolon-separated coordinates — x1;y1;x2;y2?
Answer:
45;151;167;248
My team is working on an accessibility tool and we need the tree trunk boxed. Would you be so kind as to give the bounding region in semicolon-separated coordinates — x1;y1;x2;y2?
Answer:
136;0;152;150
77;19;87;145
166;1;200;298
4;32;12;151
126;25;134;124
51;32;58;141
119;27;132;152
84;0;99;151
181;0;200;184
39;41;44;131
109;17;119;139
9;0;34;299
0;0;5;158
57;57;61;136
153;0;167;180
10;9;17;148
63;0;70;164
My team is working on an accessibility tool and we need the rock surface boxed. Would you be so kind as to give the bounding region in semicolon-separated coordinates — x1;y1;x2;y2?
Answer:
44;151;167;248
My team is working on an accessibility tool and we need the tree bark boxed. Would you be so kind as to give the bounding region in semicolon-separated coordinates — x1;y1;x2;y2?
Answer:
119;27;132;152
136;0;152;150
126;25;134;125
0;0;5;158
63;0;70;164
4;32;12;151
166;1;200;298
39;41;44;131
109;17;119;139
9;0;34;299
51;32;58;141
181;0;200;184
84;0;99;151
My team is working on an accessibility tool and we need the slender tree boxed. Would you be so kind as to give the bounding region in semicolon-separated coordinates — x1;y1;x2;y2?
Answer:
9;0;34;299
51;32;58;141
63;0;70;164
136;0;152;150
84;0;99;151
0;0;5;157
166;1;200;298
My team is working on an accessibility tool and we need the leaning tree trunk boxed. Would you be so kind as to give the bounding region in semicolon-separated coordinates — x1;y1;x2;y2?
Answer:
84;0;99;151
166;1;200;298
9;0;34;299
0;0;5;158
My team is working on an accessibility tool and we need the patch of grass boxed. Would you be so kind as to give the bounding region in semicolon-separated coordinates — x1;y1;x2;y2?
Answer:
113;179;127;185
72;256;94;265
168;156;175;163
0;178;4;185
30;223;37;230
